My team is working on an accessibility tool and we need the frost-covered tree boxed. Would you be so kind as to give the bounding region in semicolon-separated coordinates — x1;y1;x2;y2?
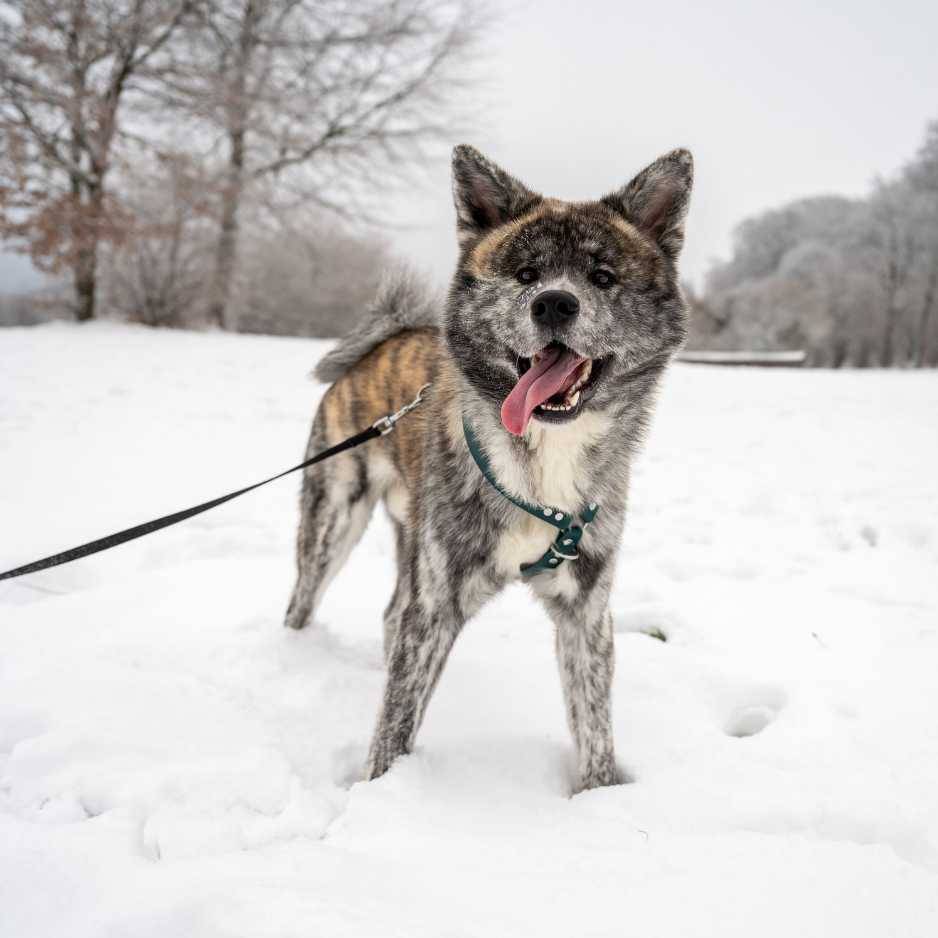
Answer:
698;120;938;367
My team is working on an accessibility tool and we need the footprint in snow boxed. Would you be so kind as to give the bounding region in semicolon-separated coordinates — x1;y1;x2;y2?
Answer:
724;686;788;738
613;603;679;642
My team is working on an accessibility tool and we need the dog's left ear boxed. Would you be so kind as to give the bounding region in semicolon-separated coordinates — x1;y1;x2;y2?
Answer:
452;144;538;244
603;149;693;259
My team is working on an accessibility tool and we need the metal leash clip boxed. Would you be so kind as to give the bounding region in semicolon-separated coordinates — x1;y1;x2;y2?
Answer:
373;383;432;436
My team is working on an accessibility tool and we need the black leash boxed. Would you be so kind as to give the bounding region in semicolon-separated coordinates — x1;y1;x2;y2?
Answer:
0;385;430;583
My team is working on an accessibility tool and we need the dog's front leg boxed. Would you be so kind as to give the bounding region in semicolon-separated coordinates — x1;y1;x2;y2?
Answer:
537;571;620;791
366;598;462;780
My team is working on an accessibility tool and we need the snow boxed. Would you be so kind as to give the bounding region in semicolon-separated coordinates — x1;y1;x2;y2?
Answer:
2;321;937;937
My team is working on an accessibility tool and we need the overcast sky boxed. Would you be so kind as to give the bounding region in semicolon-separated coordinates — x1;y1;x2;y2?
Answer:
2;0;936;294
388;0;938;289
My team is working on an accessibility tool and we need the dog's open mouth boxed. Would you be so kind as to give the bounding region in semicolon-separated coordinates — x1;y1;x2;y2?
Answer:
501;341;605;435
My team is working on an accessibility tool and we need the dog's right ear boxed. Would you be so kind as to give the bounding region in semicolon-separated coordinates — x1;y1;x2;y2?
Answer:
452;145;537;244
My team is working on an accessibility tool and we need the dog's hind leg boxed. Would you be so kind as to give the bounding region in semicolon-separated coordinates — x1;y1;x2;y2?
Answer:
284;417;378;631
382;518;412;661
380;474;416;660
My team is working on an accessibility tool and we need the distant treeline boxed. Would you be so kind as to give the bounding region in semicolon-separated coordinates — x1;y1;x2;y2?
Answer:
690;121;938;367
0;214;398;338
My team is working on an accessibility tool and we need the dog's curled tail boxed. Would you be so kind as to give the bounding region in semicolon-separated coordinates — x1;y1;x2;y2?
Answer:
313;268;441;384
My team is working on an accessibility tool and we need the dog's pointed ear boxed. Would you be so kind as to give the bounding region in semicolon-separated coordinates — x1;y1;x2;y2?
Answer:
603;149;693;258
452;145;538;243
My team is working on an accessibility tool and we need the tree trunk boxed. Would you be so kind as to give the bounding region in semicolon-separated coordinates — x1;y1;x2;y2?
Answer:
73;245;97;321
206;130;245;329
880;301;901;367
857;338;871;368
72;180;104;322
878;225;904;367
831;337;847;368
915;264;937;368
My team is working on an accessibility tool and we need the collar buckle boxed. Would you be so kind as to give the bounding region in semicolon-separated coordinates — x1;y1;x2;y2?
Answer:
549;543;579;561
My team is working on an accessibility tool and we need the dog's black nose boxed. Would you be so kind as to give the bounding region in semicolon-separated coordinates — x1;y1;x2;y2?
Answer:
531;290;579;328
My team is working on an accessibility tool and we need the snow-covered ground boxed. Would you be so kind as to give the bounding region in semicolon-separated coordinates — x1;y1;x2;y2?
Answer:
2;322;937;937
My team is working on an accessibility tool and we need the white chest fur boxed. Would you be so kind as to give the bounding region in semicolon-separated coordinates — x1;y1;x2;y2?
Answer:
484;411;611;580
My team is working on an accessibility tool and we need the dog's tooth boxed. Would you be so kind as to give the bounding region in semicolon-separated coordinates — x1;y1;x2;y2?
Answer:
572;361;593;392
539;388;582;414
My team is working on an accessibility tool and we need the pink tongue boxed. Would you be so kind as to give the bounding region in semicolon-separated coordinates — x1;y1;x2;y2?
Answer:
500;347;587;436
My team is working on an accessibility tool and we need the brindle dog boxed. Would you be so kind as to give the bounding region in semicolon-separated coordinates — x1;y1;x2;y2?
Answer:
285;145;693;791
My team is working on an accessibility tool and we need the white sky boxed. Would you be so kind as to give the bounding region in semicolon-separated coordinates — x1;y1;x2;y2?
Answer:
388;0;938;289
2;0;937;294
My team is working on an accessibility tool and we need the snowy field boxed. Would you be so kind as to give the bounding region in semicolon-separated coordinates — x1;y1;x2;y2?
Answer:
2;322;937;937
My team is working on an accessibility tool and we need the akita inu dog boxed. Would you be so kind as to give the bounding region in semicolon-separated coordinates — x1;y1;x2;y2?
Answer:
285;145;693;791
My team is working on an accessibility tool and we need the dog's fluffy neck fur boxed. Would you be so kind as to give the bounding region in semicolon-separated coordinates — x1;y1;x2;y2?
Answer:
455;372;619;518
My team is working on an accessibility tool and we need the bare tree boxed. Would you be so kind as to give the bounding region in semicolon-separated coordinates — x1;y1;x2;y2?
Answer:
100;152;215;326
911;259;938;367
0;0;195;321
868;181;920;366
160;0;479;328
231;216;393;336
905;122;938;367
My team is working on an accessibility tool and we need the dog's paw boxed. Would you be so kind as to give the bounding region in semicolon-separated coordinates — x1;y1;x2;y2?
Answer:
576;756;625;793
283;609;310;630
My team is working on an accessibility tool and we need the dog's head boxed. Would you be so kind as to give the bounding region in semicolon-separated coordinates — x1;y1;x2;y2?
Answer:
445;145;693;436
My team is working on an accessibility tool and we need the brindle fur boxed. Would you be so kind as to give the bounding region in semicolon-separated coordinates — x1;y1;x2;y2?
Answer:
284;145;693;791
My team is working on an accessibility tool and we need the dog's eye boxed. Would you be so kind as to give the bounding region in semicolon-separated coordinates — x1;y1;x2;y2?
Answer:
590;269;616;289
516;267;539;284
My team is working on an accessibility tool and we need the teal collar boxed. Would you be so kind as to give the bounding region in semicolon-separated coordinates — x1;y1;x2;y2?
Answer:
462;417;599;577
